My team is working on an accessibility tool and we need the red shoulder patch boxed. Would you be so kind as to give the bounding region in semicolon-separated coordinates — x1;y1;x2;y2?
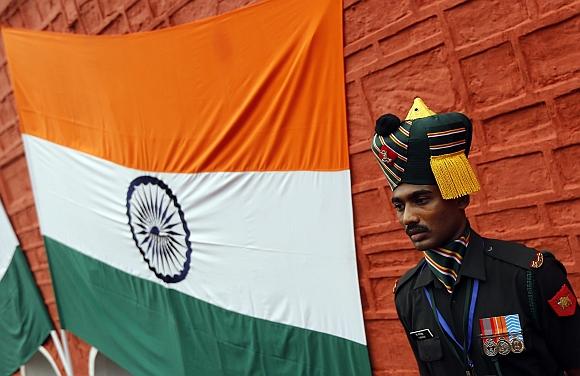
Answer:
548;284;577;317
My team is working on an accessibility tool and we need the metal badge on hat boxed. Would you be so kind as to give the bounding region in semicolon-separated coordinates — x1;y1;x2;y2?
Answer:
371;113;410;190
479;314;525;357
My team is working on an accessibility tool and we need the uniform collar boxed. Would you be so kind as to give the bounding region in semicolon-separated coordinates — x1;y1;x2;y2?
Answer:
458;231;486;281
413;230;487;290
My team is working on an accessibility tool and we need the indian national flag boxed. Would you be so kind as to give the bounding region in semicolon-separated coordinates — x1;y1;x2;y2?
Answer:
3;0;371;374
0;198;53;375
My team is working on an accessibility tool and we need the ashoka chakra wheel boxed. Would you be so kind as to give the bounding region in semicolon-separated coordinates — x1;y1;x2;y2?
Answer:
126;176;192;283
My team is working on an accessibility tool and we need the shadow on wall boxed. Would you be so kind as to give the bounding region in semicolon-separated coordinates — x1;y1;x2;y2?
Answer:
88;347;131;376
20;347;61;376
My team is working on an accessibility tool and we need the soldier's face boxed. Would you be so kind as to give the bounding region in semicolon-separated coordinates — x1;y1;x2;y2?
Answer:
391;184;468;250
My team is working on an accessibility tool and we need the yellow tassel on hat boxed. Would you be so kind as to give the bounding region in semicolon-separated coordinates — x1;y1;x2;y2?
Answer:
430;151;480;199
405;97;436;121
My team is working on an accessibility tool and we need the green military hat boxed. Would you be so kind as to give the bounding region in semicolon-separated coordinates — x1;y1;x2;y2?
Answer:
371;98;480;199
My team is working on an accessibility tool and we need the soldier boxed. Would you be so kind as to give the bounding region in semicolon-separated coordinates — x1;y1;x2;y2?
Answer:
371;98;580;375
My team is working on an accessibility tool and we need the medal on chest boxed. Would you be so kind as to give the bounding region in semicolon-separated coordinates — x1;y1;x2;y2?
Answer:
479;314;525;357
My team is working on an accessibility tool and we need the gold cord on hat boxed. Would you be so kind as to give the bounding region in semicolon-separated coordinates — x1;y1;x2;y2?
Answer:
405;97;481;199
430;151;481;199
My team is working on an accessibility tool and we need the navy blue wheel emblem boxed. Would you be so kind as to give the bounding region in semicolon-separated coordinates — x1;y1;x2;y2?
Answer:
126;176;192;283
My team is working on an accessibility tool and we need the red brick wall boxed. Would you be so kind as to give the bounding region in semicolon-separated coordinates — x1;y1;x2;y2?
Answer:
1;0;579;375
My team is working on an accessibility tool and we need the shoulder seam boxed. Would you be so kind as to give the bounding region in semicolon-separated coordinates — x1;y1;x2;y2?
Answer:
483;238;540;271
395;259;425;294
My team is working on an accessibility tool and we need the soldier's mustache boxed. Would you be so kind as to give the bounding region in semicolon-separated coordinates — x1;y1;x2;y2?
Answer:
406;224;429;236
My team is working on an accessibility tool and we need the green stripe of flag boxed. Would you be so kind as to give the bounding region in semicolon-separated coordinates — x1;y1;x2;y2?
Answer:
45;236;372;376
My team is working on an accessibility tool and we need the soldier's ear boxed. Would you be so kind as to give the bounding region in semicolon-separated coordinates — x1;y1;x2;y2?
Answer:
457;195;470;210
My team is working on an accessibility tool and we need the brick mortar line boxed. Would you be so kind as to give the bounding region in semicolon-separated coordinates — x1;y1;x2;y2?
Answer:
120;0;144;16
534;78;580;101
166;0;213;25
349;140;370;155
357;222;399;236
0;140;23;168
360;229;580;254
63;0;87;33
344;0;467;57
455;30;511;60
57;0;74;27
524;0;540;19
517;2;580;37
121;6;133;32
542;145;567;200
39;7;63;31
344;10;435;56
95;11;124;34
0;87;12;100
343;0;359;10
16;218;40;231
30;263;49;273
346;34;444;83
364;311;399;321
362;241;415;254
352;180;387;195
473;139;559;165
477;190;580;215
358;191;580;239
20;0;42;29
0;2;18;19
19;240;44;251
0;118;18;136
434;4;472;116
483;190;566;209
352;124;572;167
13;222;39;234
471;79;580;119
140;12;171;32
346;79;374;142
369;266;413;279
6;195;35;216
0;88;14;103
453;3;579;61
352;78;376;144
348;32;445;82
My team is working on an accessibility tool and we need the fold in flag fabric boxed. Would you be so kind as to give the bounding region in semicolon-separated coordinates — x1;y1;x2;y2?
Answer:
0;199;53;375
3;0;371;374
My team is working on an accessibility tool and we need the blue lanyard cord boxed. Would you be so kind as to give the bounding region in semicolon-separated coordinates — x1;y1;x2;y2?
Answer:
467;279;479;352
424;279;480;364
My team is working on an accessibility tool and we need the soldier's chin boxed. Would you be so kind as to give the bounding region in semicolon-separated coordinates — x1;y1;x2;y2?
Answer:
410;233;431;250
413;242;430;251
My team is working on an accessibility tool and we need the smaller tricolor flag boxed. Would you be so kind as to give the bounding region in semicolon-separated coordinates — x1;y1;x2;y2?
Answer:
0;199;53;375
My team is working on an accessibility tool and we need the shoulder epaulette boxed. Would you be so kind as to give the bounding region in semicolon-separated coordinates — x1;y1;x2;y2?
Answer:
483;238;544;270
394;259;425;294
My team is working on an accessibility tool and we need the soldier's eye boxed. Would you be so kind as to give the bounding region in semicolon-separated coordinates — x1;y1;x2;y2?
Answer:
415;197;429;205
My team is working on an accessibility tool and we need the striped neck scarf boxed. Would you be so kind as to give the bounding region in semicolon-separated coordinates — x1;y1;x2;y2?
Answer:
423;225;470;294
